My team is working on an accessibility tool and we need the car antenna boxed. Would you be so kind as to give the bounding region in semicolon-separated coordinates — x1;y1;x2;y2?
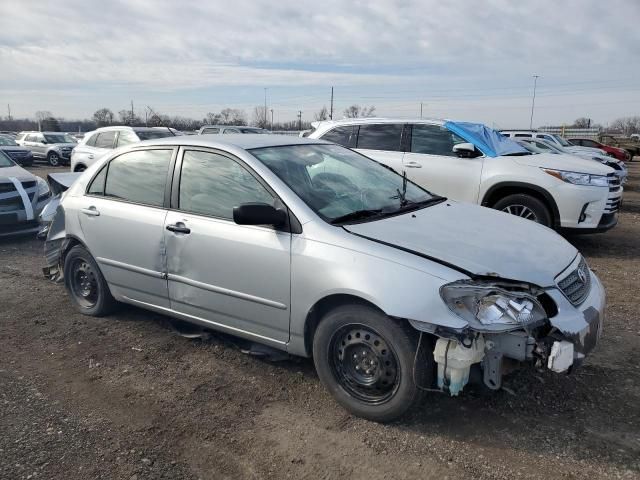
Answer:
146;106;176;136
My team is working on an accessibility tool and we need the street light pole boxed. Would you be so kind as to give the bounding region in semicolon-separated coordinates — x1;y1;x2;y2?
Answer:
263;88;268;128
529;75;540;130
270;109;274;131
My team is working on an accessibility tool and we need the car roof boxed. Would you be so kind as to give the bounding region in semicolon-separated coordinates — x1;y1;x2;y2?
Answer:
138;134;331;150
313;117;447;128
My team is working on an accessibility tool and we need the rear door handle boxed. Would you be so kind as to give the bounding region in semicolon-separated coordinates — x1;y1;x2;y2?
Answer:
166;223;191;234
88;154;94;159
404;161;422;168
81;206;100;217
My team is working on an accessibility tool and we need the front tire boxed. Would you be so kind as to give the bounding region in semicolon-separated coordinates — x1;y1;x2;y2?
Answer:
313;304;432;422
493;193;552;227
47;151;60;166
64;245;117;316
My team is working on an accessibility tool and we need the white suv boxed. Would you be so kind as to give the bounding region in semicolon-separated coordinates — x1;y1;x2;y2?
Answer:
500;130;607;157
309;119;621;233
70;126;175;172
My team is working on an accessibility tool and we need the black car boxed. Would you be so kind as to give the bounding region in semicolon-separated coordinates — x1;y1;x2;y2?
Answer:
0;134;33;167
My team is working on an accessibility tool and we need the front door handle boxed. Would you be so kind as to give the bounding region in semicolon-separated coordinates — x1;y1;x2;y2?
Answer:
81;206;100;217
166;223;191;234
88;154;94;159
404;161;422;168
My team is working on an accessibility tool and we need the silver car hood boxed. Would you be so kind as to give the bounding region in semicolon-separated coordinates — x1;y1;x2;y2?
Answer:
344;201;577;287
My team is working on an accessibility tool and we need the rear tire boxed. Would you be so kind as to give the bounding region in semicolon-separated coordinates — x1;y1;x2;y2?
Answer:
493;193;552;227
312;304;432;422
64;245;117;316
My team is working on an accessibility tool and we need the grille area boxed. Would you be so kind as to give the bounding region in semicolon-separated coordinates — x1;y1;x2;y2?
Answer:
557;257;591;306
605;174;622;214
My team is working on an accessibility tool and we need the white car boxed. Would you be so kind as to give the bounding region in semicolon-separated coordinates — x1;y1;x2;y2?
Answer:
499;130;608;157
309;119;621;233
70;126;176;172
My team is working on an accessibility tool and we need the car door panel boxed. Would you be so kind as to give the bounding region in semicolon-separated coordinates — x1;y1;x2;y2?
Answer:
163;148;292;344
79;198;170;306
77;148;174;306
164;213;291;343
402;124;484;203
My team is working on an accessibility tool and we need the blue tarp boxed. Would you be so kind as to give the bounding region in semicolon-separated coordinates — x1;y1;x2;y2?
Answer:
444;121;528;158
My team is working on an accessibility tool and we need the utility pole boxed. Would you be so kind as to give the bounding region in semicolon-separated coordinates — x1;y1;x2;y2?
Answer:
130;100;135;126
330;87;334;120
420;102;423;119
298;110;302;131
7;104;11;121
529;75;540;130
270;109;274;131
264;88;268;128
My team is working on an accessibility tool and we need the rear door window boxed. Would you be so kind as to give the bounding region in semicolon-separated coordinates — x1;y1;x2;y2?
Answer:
116;130;138;147
95;131;116;149
320;126;357;148
356;124;402;151
104;149;172;207
410;124;466;156
201;127;220;134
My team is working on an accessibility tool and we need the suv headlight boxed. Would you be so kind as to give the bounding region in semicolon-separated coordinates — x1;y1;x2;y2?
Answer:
440;281;547;332
543;168;608;187
36;177;51;201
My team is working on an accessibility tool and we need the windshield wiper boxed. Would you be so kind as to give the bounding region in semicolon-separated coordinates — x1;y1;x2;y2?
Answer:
393;195;447;214
503;152;532;156
330;209;384;225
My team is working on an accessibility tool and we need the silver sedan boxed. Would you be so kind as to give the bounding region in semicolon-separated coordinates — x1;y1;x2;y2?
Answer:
44;135;605;422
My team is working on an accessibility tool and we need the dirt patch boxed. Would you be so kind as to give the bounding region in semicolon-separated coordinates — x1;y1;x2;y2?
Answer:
1;163;639;479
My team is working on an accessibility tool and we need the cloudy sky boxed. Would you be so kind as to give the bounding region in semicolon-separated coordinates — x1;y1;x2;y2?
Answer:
1;0;639;127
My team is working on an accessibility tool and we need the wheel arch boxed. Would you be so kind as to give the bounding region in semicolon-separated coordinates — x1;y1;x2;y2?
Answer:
481;182;560;229
303;294;386;357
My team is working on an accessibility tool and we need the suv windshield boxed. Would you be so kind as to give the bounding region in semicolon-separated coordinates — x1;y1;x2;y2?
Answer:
135;130;175;141
0;136;18;146
0;150;14;167
552;134;572;147
251;144;442;224
44;134;75;144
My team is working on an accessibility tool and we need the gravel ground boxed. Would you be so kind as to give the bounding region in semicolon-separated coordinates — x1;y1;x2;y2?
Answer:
1;162;639;480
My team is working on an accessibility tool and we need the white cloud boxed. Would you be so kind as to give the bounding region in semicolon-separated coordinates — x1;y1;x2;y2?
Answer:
0;0;638;122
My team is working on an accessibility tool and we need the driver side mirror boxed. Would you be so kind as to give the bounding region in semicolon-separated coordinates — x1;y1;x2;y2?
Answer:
233;202;286;227
40;140;47;144
453;142;479;158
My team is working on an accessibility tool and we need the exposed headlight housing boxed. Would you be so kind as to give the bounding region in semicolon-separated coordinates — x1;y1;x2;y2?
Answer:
36;177;51;201
543;168;608;187
440;281;548;332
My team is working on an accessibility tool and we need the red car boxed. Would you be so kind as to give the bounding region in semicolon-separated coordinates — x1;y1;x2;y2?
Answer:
568;138;630;161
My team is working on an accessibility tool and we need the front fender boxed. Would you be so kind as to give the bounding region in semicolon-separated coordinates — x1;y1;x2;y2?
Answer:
287;234;468;356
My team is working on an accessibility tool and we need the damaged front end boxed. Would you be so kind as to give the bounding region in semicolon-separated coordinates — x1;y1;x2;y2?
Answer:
410;258;605;395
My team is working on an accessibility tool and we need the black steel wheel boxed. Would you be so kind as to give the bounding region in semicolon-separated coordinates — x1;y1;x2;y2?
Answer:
330;325;400;405
64;245;117;316
313;304;433;422
69;259;99;309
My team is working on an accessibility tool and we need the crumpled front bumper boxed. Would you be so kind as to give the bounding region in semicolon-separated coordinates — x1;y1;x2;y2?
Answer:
545;269;605;364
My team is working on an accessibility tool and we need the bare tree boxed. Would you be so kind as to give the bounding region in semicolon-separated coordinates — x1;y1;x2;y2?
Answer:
252;106;268;128
93;108;114;127
610;116;640;135
343;105;376;118
573;117;591;128
314;106;329;121
118;109;141;126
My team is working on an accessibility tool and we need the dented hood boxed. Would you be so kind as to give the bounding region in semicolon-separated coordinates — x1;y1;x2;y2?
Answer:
345;201;577;287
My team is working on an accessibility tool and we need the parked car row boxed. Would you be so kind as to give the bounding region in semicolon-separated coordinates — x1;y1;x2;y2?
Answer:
38;133;606;422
